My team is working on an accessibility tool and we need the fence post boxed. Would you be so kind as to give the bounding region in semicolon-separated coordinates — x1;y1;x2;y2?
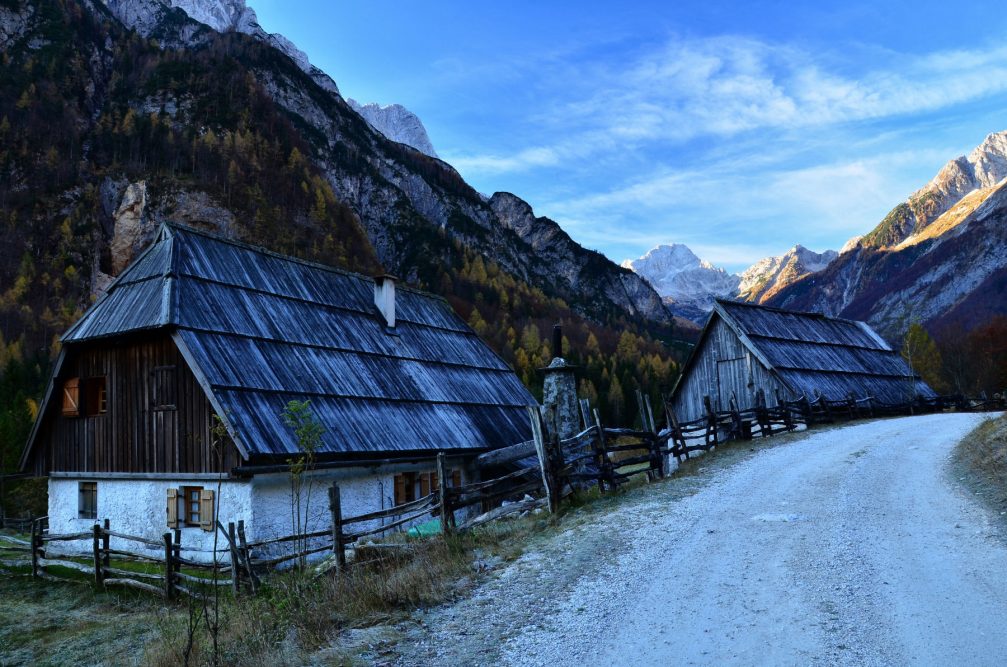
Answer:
437;452;456;533
703;395;718;449
529;407;557;512
163;532;175;601
590;409;610;492
102;519;111;572
801;396;814;426
755;389;771;437
728;393;743;441
775;390;794;431
665;402;688;461
818;393;832;422
236;520;258;593
30;517;39;579
227;522;241;594
328;483;346;570
92;523;104;589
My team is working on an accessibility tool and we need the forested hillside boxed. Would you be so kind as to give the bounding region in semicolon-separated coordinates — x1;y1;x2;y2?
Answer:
0;0;683;515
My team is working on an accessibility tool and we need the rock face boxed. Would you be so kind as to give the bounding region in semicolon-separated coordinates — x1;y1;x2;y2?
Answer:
0;0;670;348
737;245;838;303
863;130;1007;248
769;132;1007;341
102;0;340;93
622;244;739;322
347;100;438;157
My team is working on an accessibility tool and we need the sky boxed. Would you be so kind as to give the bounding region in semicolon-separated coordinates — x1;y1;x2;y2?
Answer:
251;1;1007;273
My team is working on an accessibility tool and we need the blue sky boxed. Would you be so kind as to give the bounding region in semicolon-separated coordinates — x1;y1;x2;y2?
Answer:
252;1;1007;272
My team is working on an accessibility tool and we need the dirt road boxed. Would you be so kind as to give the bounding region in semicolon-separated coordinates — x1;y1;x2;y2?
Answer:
394;413;1007;666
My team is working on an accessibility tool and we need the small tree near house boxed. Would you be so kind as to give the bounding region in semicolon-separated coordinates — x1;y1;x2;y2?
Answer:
281;400;324;567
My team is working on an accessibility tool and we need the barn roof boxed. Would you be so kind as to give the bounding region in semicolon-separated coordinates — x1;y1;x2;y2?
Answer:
679;299;935;403
50;224;535;461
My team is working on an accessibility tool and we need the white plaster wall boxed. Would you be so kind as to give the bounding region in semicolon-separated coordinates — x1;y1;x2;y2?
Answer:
47;465;477;564
47;477;251;563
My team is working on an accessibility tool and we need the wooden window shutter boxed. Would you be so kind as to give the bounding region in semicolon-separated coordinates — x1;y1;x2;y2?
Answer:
166;488;178;528
62;378;80;417
394;474;406;506
200;489;215;532
419;472;431;498
452;470;461;488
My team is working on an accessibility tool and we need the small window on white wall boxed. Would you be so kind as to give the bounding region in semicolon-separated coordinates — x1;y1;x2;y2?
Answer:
78;482;97;519
167;486;214;531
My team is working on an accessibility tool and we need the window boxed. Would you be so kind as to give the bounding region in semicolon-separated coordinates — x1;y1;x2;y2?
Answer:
167;487;214;531
78;482;97;519
84;377;107;416
152;365;177;410
62;377;80;417
394;469;462;506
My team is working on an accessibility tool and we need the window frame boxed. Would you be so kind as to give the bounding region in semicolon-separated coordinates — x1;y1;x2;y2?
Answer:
83;376;108;417
151;365;177;411
78;481;97;520
181;485;203;527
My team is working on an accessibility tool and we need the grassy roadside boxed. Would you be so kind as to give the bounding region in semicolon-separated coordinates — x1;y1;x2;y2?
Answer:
952;413;1007;531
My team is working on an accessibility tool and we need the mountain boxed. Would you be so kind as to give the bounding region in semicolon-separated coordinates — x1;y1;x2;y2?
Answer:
621;245;739;322
737;245;838;303
0;0;679;434
347;100;438;157
623;243;837;324
102;0;340;94
769;131;1007;342
860;131;1007;249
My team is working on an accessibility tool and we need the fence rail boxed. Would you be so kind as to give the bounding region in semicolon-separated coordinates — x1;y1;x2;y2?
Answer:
2;389;1001;598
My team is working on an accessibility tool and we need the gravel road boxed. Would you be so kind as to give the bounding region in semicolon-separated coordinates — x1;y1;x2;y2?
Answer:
391;413;1007;666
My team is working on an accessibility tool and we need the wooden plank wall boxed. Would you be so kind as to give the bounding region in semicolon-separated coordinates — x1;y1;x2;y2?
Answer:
30;334;240;475
672;318;783;422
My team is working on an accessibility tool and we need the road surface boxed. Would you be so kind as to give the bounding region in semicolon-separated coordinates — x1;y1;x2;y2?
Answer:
394;413;1007;666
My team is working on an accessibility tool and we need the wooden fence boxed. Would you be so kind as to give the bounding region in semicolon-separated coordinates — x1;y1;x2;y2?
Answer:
1;389;1002;599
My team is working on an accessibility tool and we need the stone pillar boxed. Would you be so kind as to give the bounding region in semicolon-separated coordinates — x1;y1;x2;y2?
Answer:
541;357;579;440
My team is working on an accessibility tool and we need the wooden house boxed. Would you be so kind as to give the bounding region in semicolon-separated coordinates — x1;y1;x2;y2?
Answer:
20;224;535;558
670;299;935;422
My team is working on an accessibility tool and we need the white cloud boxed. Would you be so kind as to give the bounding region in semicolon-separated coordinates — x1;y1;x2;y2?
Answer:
453;35;1007;176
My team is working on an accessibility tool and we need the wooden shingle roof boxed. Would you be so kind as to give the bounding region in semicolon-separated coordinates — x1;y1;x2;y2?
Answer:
60;224;535;460
686;299;935;403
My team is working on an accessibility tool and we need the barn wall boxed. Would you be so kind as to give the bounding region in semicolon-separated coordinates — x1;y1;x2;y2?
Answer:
672;317;784;422
32;334;240;475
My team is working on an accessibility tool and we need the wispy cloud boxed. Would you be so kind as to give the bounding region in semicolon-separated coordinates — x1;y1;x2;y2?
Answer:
452;35;1007;177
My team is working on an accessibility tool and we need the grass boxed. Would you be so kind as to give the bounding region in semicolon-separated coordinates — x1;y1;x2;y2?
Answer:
953;414;1007;524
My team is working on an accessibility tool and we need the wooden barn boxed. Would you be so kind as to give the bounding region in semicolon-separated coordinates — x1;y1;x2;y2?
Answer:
19;224;535;558
670;299;935;422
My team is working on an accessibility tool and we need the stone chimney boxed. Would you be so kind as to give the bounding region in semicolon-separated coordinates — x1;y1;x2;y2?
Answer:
374;274;397;329
541;325;579;439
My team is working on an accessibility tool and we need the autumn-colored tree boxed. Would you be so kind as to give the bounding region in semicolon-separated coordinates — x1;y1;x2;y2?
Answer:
901;323;947;393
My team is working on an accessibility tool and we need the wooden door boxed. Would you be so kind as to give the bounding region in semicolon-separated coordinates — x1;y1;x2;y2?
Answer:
716;357;747;411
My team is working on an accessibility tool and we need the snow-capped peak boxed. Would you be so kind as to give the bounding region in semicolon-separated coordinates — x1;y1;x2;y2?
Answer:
623;244;739;321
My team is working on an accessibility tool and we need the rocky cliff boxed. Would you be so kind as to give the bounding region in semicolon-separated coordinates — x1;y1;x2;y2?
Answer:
770;132;1007;341
347;100;439;158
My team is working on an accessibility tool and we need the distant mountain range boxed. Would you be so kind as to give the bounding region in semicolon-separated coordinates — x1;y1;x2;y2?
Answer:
625;130;1007;343
624;243;839;324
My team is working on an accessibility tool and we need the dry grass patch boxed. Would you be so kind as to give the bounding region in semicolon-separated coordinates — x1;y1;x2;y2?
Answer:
954;414;1007;520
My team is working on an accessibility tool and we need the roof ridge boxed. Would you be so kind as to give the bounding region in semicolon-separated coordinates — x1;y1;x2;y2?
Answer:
714;297;876;329
163;222;448;303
